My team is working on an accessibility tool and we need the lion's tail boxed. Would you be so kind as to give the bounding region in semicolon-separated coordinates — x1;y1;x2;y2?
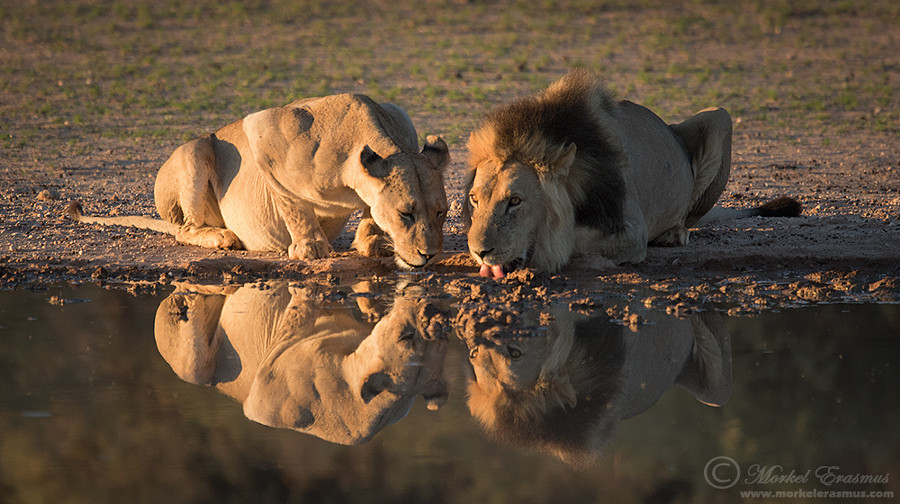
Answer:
694;196;802;226
68;201;179;235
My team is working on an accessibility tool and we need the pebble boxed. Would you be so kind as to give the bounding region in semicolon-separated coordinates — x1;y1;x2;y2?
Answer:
37;189;60;201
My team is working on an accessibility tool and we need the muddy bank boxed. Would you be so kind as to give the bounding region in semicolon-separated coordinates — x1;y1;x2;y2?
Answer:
2;2;899;313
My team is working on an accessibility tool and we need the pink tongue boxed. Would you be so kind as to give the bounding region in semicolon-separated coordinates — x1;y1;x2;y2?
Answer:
478;264;506;279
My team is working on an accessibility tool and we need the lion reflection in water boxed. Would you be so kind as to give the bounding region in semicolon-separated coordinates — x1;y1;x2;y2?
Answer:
455;305;732;468
154;281;449;445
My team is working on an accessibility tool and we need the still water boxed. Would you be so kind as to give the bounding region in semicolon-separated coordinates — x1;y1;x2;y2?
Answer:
0;279;897;503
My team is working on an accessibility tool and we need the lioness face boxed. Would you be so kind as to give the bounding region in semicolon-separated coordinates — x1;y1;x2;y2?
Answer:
362;138;450;269
355;296;448;401
466;160;545;278
368;154;448;268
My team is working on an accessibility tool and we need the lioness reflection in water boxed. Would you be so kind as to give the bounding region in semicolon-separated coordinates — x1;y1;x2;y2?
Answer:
454;305;732;468
154;281;449;445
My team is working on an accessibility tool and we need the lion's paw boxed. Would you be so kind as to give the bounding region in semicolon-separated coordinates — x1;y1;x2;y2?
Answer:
289;238;333;260
651;225;690;247
176;225;243;250
353;234;393;258
219;229;243;249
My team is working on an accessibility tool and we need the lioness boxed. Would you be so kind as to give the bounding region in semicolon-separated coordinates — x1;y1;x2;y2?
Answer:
155;282;449;445
71;94;450;268
464;70;800;277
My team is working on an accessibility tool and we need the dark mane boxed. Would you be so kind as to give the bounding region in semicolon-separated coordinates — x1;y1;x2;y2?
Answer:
482;316;627;467
480;70;628;234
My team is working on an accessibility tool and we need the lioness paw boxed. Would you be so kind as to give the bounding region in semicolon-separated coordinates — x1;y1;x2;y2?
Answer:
219;229;242;249
353;234;393;258
288;238;333;260
175;226;244;250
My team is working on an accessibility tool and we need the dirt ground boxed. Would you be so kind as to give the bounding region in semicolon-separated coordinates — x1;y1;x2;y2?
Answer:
1;1;898;312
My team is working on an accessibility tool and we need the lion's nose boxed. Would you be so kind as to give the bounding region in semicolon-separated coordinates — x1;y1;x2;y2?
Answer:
473;248;494;261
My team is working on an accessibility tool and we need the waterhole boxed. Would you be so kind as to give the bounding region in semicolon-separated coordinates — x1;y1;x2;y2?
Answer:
0;279;896;503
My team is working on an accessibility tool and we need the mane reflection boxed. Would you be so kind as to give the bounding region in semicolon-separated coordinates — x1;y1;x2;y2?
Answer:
455;304;732;468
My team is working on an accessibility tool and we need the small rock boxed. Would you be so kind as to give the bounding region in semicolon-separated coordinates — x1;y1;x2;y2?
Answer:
37;189;60;201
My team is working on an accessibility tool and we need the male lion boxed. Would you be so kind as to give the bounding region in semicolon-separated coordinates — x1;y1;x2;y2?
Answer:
464;70;800;277
70;94;450;268
456;305;732;467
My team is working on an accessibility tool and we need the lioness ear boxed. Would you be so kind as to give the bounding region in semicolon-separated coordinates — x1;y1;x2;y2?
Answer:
360;145;389;179
422;135;450;171
361;372;392;403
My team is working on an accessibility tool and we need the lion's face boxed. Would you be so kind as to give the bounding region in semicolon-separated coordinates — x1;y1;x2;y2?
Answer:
465;159;547;278
363;138;450;269
465;327;549;394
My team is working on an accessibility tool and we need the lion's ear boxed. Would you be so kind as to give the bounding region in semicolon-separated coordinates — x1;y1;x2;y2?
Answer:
535;142;576;179
543;371;577;409
360;372;392;403
422;135;450;171
360;145;389;179
554;142;577;178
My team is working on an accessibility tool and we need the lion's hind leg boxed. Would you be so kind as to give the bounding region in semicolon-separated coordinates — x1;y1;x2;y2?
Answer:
669;107;733;228
155;134;243;250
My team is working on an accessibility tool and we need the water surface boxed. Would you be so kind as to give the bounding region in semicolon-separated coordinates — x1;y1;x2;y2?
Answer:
0;281;897;503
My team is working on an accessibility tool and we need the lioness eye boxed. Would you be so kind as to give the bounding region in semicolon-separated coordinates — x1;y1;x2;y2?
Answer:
508;196;522;208
468;193;478;207
507;346;523;359
400;211;414;224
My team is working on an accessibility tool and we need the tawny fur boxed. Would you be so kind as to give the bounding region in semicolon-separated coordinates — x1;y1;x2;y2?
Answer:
155;282;449;445
70;94;450;268
464;70;801;275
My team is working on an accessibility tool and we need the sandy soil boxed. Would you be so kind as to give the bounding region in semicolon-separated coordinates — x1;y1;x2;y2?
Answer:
1;2;898;312
2;135;898;312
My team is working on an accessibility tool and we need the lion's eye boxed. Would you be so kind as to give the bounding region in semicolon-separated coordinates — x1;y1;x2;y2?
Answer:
468;193;478;207
469;347;479;359
400;211;414;224
507;346;523;359
508;196;522;208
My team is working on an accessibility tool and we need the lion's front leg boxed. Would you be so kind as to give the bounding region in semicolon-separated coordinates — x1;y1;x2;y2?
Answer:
579;195;649;264
586;220;649;264
352;208;393;257
281;201;334;260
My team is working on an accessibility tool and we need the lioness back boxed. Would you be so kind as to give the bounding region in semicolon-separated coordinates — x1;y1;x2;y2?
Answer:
151;93;450;265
